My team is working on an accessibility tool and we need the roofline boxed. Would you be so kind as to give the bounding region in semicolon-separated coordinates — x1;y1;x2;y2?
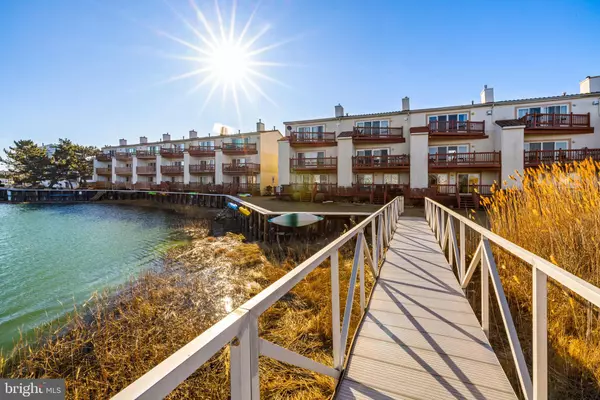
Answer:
283;92;600;125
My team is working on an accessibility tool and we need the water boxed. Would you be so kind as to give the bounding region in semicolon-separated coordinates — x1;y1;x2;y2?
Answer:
0;203;185;352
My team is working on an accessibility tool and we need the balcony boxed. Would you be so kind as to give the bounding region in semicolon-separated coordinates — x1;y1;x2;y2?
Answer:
136;166;156;175
222;143;258;155
189;164;216;174
134;182;152;190
222;163;260;175
521;113;593;134
96;167;112;176
428;120;486;139
93;180;112;189
115;152;133;161
524;148;600;168
136;150;158;159
161;182;184;191
161;165;184;175
289;132;337;147
188;146;218;157
160;148;185;158
115;167;133;175
290;157;337;173
352;155;410;172
187;183;217;192
352;127;405;143
428;152;501;171
96;153;112;162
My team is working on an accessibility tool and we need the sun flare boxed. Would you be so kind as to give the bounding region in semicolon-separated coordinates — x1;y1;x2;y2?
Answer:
208;41;250;84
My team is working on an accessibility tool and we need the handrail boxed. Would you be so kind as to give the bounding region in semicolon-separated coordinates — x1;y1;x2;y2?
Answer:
425;198;600;400
112;196;404;399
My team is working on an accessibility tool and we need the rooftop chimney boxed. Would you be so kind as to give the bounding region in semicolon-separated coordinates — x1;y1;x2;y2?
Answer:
189;130;197;139
119;138;127;146
480;85;494;104
580;76;600;94
140;136;148;144
163;133;171;142
256;119;265;132
402;97;410;111
335;104;344;118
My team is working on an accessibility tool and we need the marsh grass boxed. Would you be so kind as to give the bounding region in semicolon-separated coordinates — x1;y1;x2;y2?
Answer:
480;159;600;398
1;221;372;399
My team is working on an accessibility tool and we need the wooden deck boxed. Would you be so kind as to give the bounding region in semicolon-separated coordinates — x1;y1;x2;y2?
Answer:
337;217;517;400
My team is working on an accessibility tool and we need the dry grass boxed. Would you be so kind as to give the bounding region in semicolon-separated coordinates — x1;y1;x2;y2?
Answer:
481;159;600;398
1;221;372;399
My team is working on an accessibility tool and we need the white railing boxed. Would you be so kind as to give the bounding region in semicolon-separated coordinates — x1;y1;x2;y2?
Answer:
425;198;600;400
112;197;405;399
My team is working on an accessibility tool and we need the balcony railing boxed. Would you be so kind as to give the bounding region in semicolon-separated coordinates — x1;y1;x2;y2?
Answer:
222;163;260;174
428;152;501;168
289;132;337;145
115;152;133;161
233;183;261;194
352;127;404;142
428;120;485;135
188;146;218;156
115;167;132;175
290;157;337;171
352;155;410;170
189;164;216;173
96;167;112;175
134;182;152;190
524;148;600;167
520;113;591;129
96;153;112;162
431;183;493;196
161;182;184;191
136;166;156;175
160;148;185;157
222;143;258;154
136;150;158;159
161;165;184;174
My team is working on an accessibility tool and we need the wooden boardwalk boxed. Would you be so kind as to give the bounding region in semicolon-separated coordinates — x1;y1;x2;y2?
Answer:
337;217;517;400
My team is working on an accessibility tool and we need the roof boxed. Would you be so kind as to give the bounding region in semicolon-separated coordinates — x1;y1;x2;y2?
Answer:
283;91;600;125
495;119;526;128
337;131;354;138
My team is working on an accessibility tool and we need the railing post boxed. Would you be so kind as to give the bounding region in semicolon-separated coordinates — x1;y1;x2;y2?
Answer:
371;218;378;269
330;251;342;370
459;222;466;282
230;320;252;400
481;243;490;337
533;266;548;400
249;315;260;399
359;232;365;311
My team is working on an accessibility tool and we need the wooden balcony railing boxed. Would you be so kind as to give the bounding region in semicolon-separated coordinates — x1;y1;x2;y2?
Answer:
134;182;152;190
428;121;485;135
136;166;156;175
431;184;493;196
115;152;133;161
189;164;216;173
234;183;261;194
161;165;184;174
352;155;410;170
520;113;591;129
186;183;215;192
136;150;158;159
92;180;112;189
115;167;132;175
160;148;185;157
222;143;258;154
428;152;501;168
352;127;404;142
188;146;218;156
290;157;337;171
289;132;337;145
161;182;184;191
96;167;112;175
96;153;112;162
222;163;260;174
524;148;600;167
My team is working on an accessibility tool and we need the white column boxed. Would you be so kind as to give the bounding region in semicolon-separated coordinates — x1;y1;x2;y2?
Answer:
92;158;99;182
183;153;191;184
215;149;224;184
111;157;117;183
409;132;428;189
337;137;353;187
278;140;291;185
500;125;525;188
132;156;138;184
156;155;162;183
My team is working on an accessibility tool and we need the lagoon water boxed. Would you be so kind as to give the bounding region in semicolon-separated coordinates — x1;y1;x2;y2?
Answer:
0;203;183;352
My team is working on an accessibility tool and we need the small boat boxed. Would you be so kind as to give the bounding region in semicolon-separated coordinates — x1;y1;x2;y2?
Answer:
148;191;157;195
269;213;323;227
239;206;251;216
227;202;239;211
238;193;252;197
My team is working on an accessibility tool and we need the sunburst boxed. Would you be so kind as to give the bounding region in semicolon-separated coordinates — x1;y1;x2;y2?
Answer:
159;0;289;122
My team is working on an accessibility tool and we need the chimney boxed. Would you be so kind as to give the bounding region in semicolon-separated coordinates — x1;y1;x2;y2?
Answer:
256;119;265;132
163;133;171;142
335;104;344;118
480;85;494;104
402;96;410;111
580;76;600;94
139;136;148;144
189;130;197;139
119;138;127;146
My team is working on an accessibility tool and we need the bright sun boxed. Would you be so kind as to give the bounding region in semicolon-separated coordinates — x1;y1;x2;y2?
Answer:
159;0;287;121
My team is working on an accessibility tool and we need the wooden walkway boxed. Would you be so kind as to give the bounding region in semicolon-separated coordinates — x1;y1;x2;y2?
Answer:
337;217;517;400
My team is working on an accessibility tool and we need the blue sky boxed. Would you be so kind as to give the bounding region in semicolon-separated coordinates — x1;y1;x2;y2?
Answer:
1;0;599;152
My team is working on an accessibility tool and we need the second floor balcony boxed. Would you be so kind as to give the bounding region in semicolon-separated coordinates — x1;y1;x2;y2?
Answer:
222;143;258;155
160;148;185;158
524;148;600;167
136;166;156;175
136;150;158;159
189;164;216;174
222;163;260;174
115;167;132;175
289;132;337;147
428;151;501;170
352;127;405;143
96;153;112;162
161;165;184;175
428;120;486;139
188;146;218;157
352;155;410;172
95;167;112;175
290;157;337;172
520;113;593;134
115;152;133;161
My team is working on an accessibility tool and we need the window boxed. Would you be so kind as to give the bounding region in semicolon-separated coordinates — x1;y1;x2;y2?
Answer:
356;120;389;135
356;149;389;157
384;174;399;184
200;140;214;147
517;104;568;118
524;141;568;151
429;145;469;162
356;174;373;184
126;148;135;154
429;113;468;131
297;125;324;133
